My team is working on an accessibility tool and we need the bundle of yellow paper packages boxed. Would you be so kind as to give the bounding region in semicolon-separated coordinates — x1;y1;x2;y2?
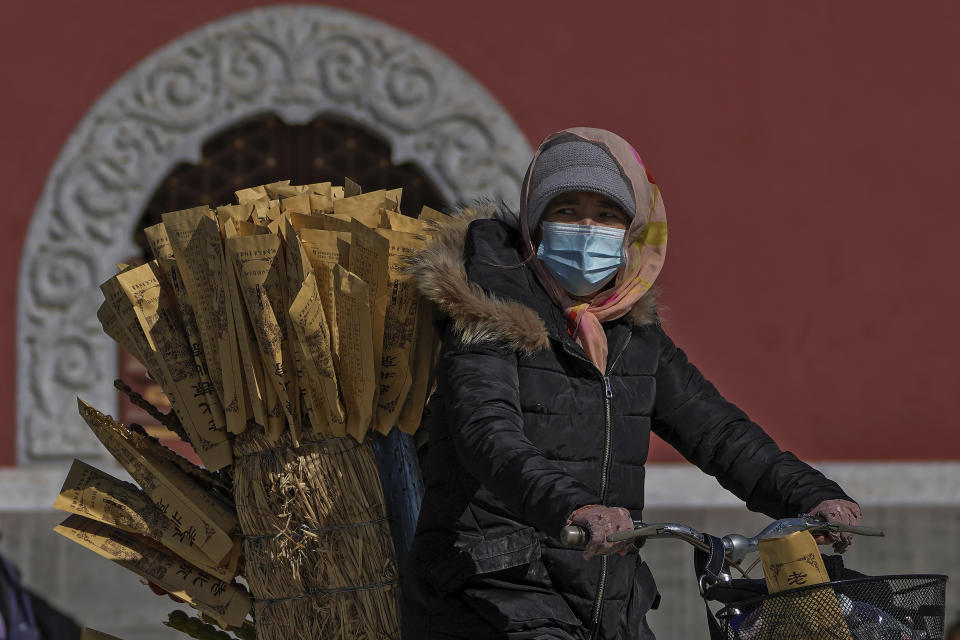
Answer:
53;179;449;640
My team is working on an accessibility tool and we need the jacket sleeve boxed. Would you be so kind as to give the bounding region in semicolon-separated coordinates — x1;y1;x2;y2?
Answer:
650;325;854;518
438;329;602;536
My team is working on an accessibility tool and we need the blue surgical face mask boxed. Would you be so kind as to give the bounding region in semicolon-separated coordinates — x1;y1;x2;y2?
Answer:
536;222;626;297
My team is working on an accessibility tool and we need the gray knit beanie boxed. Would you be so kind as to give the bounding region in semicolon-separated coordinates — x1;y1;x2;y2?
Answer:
525;136;636;230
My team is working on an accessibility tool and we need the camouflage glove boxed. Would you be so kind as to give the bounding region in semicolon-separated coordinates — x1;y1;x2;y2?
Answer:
809;498;862;554
567;505;635;560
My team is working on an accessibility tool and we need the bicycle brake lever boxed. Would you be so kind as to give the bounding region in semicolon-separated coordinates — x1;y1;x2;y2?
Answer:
606;524;663;543
820;522;885;537
781;516;885;538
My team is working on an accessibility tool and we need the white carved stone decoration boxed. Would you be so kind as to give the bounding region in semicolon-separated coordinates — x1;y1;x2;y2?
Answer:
17;5;532;463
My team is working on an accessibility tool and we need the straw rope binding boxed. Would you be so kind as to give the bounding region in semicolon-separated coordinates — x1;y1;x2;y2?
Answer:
233;429;399;639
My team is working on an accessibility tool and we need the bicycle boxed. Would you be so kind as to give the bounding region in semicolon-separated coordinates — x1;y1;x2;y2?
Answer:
561;516;948;639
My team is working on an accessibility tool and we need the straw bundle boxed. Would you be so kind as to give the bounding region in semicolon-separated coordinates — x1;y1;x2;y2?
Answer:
234;433;397;639
54;179;449;639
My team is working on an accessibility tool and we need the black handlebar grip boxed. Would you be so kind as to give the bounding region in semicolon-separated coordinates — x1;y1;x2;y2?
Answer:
560;525;588;546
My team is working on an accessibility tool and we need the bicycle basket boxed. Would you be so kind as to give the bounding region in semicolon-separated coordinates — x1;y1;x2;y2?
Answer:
716;574;947;640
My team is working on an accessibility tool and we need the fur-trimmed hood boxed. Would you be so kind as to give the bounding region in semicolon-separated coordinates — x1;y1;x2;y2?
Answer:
409;207;658;356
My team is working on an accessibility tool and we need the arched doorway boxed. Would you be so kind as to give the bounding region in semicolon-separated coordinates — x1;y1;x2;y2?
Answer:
17;5;532;463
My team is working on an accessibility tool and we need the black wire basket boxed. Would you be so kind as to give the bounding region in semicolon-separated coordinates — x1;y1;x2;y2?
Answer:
716;574;947;640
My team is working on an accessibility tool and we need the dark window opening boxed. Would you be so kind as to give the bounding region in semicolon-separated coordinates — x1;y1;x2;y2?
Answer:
134;113;448;259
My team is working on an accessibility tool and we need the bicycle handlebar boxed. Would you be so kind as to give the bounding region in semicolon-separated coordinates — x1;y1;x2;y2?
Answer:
560;516;884;564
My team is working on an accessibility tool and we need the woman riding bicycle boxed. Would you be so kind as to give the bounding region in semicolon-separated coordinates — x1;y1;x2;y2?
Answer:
403;127;861;639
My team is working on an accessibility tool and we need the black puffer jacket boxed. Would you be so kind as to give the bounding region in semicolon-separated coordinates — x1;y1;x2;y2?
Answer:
402;213;852;639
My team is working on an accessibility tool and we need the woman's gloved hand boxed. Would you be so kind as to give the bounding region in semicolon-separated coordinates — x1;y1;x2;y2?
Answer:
566;505;635;560
808;498;862;554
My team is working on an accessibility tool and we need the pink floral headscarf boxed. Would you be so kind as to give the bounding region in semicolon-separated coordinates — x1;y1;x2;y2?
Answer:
520;128;668;372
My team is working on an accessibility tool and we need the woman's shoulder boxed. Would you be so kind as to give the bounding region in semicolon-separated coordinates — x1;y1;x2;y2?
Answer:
413;206;519;272
463;214;522;259
410;208;552;356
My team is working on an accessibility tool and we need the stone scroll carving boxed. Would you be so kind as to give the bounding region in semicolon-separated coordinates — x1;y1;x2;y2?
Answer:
17;6;532;462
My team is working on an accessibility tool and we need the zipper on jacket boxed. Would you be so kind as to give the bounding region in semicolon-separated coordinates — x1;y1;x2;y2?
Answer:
591;555;609;637
590;374;615;637
599;375;613;504
559;336;630;640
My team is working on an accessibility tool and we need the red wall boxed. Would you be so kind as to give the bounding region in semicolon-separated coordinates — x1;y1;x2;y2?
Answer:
3;1;959;465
